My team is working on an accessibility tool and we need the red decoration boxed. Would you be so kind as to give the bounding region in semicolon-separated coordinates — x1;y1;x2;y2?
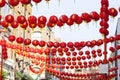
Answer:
100;19;109;28
70;14;79;23
1;20;8;28
49;15;58;24
67;42;73;48
5;14;14;23
44;48;50;55
90;11;100;21
38;23;46;28
16;37;24;44
20;0;31;5
78;51;83;55
99;27;109;36
32;40;39;46
81;12;91;23
28;15;37;24
108;8;118;17
20;21;28;29
8;0;19;6
101;0;109;7
0;0;6;7
17;15;26;24
59;14;68;23
66;18;74;26
100;12;109;21
57;20;64;27
53;42;59;48
75;16;83;24
8;35;16;42
47;22;55;28
29;23;37;29
60;42;66;48
11;21;19;28
39;40;46;47
109;47;115;52
38;16;47;24
47;41;54;47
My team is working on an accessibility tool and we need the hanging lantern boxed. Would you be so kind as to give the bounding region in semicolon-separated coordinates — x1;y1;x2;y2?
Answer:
44;48;50;55
8;35;16;42
79;41;86;47
70;14;79;23
60;42;66;48
85;50;90;55
66;52;71;56
86;55;91;59
109;36;115;43
24;38;31;45
100;19;109;29
100;5;108;13
77;56;81;60
81;12;91;23
8;0;19;7
100;12;109;21
47;41;54;48
109;47;116;53
78;51;83;55
78;61;82;65
99;27;109;36
0;0;6;7
81;56;86;60
5;14;14;23
75;16;83;25
51;48;57;56
101;0;109;7
53;42;59;48
67;42;73;48
28;15;37;24
67;61;71;65
96;39;103;46
74;41;80;48
33;0;42;3
90;11;100;21
108;8;118;17
63;47;69;52
72;52;77;56
56;20;64;28
32;39;39;46
20;0;31;5
1;20;8;28
47;22;55;28
67;57;71;61
59;14;68;23
49;15;58;24
38;16;47;24
20;21;28;29
16;37;24;44
17;15;26;24
39;40;46;47
72;57;76;61
11;21;19;29
66;18;74;26
29;23;37;29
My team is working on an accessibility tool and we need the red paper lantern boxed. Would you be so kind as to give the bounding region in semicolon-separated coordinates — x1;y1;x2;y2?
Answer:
108;8;118;17
8;35;16;42
75;16;83;24
38;16;47;24
1;20;8;28
66;18;74;26
70;14;79;22
72;52;77;56
78;61;82;65
57;20;64;27
109;47;116;52
17;15;26;24
96;39;103;46
51;48;57;56
16;37;24;44
47;22;55;28
39;40;46;47
67;57;71;61
5;14;14;23
72;57;76;61
32;40;39;46
78;51;83;55
20;0;31;5
60;42;66;48
85;50;90;55
44;48;50;55
11;21;19;28
109;36;115;42
81;56;86;60
81;12;91;23
47;41;54;47
0;0;6;7
38;23;46;28
53;42;59;48
77;56;81;60
59;14;68;23
20;21;28;29
100;12;109;21
86;55;91;59
64;47;69;52
66;52;71;56
100;19;109;28
79;41;86;47
67;61;71;65
90;11;100;21
101;0;109;7
28;15;37;24
100;5;108;13
49;15;58;24
33;0;42;3
8;0;19;6
99;27;109;36
29;23;37;29
67;42;73;48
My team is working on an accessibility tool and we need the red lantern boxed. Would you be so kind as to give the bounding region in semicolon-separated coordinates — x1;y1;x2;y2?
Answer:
72;52;77;56
5;14;14;23
8;0;19;6
67;61;71;65
39;40;46;47
20;0;31;5
1;20;8;28
0;0;6;7
108;8;118;17
33;0;42;3
20;21;28;29
70;14;79;22
59;14;68;23
28;15;37;24
99;27;109;36
66;18;74;26
66;52;71;56
90;11;99;21
24;38;31;45
86;55;91;59
75;16;83;25
100;5;108;13
96;39;103;46
16;37;24;44
78;61;82;65
44;48;50;55
72;57;76;61
47;41;54;48
78;51;83;55
51;48;57;56
17;15;26;24
67;57;71;61
57;20;64;27
79;41;86;47
85;50;90;55
77;56;81;60
63;47;69;52
67;42;73;48
47;22;55;28
38;16;47;24
101;0;109;7
81;12;91;23
74;41;80;48
29;23;37;29
32;40;39;46
49;15;58;24
53;42;59;48
11;21;19;28
100;12;109;21
100;19;109;28
109;47;115;52
8;35;16;42
81;56;86;60
60;42;66;48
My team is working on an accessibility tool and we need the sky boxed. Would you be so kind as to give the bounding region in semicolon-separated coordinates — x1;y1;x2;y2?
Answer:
32;0;120;42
